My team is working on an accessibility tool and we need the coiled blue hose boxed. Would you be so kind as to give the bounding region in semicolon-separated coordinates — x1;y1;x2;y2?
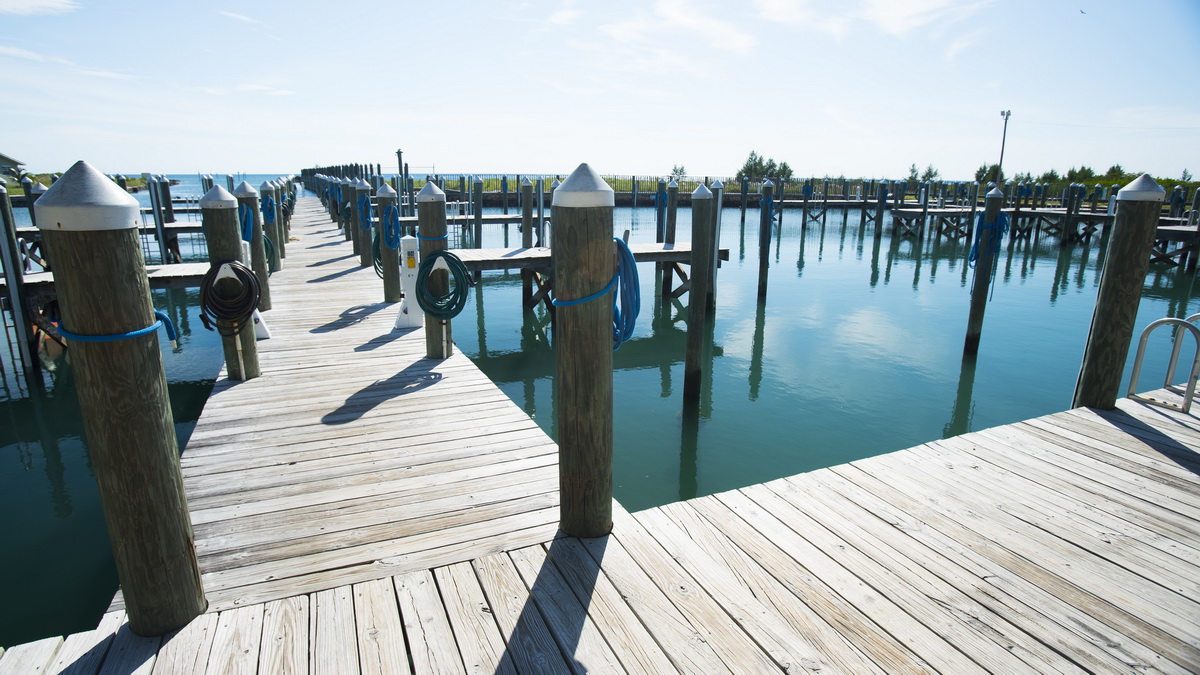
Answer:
551;238;640;350
383;204;402;250
358;194;373;232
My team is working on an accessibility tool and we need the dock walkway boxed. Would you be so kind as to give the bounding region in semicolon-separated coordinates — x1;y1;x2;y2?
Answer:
3;196;1198;673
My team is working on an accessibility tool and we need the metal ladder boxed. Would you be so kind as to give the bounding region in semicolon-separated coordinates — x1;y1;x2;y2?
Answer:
1127;313;1200;413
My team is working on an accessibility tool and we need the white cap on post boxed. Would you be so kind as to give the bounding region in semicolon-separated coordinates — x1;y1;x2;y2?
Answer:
710;178;724;190
522;177;532;186
417;181;446;203
199;185;237;210
692;184;712;200
1117;174;1165;202
377;184;397;198
259;181;275;193
233;181;258;198
761;179;774;190
667;179;678;189
553;163;614;208
34;160;141;231
986;187;1004;198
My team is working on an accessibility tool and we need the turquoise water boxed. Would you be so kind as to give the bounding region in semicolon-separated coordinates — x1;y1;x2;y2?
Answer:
3;182;1196;647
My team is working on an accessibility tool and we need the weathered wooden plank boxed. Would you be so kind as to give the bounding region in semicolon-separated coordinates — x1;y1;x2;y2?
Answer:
539;537;679;674
150;612;217;675
472;551;571;673
49;610;125;674
608;505;781;672
203;606;262;675
576;529;730;674
434;562;516;675
394;570;465;674
506;544;624;673
352;579;409;675
0;636;61;674
258;596;307;675
311;587;357;675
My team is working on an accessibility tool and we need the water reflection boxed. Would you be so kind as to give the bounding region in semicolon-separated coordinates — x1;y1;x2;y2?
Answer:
943;355;977;439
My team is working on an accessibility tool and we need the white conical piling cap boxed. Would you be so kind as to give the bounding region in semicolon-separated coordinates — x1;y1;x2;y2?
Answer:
692;184;712;199
377;183;397;198
473;176;483;185
33;160;141;231
31;182;48;195
553;163;614;208
710;179;724;189
233;181;259;197
551;179;561;189
259;180;275;193
1117;173;1165;202
199;185;237;209
761;179;774;189
522;177;532;186
416;181;446;203
986;187;1004;198
355;178;371;190
668;179;678;189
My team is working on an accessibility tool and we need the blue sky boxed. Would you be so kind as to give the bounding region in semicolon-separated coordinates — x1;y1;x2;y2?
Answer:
2;0;1198;181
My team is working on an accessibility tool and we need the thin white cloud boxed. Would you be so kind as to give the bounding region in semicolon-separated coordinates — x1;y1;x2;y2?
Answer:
855;0;996;36
600;18;648;43
546;0;578;25
218;10;262;25
0;0;79;15
943;30;981;63
656;0;756;53
0;44;135;79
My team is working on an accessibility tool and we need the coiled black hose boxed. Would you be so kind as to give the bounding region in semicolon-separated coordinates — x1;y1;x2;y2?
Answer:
200;260;260;337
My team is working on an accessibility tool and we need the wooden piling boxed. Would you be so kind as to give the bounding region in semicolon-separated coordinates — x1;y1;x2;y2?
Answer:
200;186;260;380
417;181;452;359
655;177;667;241
520;178;534;309
1073;175;1166;409
355;179;372;268
233;182;271;311
472;175;483;248
661;179;679;297
35;160;206;636
259;181;283;272
709;179;724;308
758;179;774;299
684;184;715;404
378;184;402;302
963;188;1005;356
551;163;614;538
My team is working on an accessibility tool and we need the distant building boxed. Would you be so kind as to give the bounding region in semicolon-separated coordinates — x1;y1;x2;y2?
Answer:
1;152;25;184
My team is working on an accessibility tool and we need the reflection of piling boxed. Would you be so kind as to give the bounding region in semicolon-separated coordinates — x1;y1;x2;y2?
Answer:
683;185;715;405
1073;175;1165;409
552;163;614;537
660;180;679;297
963;188;1005;356
758;180;774;299
750;297;766;400
944;355;978;438
36;161;206;636
0;187;36;380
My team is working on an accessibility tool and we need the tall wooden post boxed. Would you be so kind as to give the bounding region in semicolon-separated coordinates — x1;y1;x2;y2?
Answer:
709;179;724;309
378;184;402;302
684;184;715;404
259;181;283;272
273;179;289;250
472;175;484;248
340;177;354;242
963;188;1005;356
552;163;614;538
661;179;680;297
356;179;373;268
520;178;534;308
417;182;452;358
655;177;667;241
233;182;271;311
200;186;260;380
0;186;36;379
1073;175;1166;409
35;161;205;636
740;175;749;223
758;179;774;299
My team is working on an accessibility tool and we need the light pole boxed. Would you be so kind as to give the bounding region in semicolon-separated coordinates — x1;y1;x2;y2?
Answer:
997;110;1011;183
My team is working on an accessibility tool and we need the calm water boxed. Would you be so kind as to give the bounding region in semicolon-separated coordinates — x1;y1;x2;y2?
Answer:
3;181;1197;647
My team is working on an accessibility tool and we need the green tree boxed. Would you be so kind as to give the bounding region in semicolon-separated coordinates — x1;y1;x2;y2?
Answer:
1103;164;1125;180
1065;165;1095;181
975;163;1005;183
1183;168;1193;182
736;151;794;181
670;164;686;179
907;163;919;182
920;164;940;181
1039;168;1060;182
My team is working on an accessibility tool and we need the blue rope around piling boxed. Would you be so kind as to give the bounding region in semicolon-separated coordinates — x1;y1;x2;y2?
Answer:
383;204;402;250
763;195;775;222
238;204;254;242
58;310;177;345
551;237;640;350
968;211;1009;269
358;194;373;232
262;194;276;225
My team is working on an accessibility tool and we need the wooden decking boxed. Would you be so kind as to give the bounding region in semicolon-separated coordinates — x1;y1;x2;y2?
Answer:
4;196;1199;673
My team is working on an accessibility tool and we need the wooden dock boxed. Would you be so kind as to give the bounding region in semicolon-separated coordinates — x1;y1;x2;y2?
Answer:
3;195;1198;673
